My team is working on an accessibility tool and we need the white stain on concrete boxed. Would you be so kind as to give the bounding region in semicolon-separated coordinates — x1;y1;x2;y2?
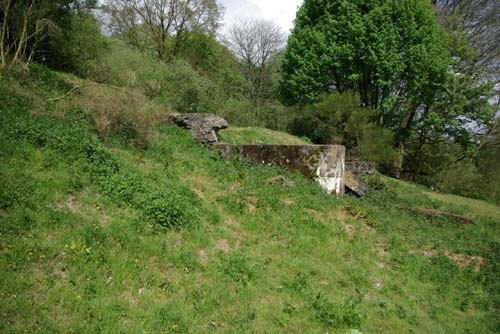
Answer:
316;151;344;195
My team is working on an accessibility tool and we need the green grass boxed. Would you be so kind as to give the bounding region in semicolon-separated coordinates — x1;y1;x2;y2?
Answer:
0;68;499;334
219;127;311;145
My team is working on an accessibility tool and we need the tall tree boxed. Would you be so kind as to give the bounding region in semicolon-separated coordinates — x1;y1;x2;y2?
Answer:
225;18;285;109
280;0;464;177
104;0;223;60
433;0;499;80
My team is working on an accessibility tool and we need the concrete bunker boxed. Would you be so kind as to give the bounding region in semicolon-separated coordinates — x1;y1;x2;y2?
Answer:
172;113;371;197
215;144;346;196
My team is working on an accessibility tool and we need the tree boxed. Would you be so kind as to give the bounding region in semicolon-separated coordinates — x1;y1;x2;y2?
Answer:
399;0;498;182
104;0;223;60
433;0;499;80
225;18;285;109
0;0;99;72
280;0;457;177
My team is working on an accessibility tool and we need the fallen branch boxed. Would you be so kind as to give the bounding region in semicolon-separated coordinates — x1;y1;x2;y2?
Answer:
396;205;474;224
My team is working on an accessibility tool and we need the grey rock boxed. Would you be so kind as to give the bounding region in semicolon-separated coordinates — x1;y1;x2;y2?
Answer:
172;113;228;144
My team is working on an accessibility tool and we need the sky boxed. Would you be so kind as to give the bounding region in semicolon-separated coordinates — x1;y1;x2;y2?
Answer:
219;0;303;34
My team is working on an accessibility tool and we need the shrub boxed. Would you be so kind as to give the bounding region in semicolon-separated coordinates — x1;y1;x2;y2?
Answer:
49;13;110;77
289;92;397;167
140;187;201;229
435;161;482;199
74;84;164;148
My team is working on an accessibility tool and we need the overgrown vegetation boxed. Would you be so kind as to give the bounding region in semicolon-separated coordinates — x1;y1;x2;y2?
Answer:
1;68;499;333
2;0;497;202
0;0;499;332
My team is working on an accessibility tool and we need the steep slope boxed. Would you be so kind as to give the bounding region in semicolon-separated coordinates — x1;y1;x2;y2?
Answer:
1;69;499;334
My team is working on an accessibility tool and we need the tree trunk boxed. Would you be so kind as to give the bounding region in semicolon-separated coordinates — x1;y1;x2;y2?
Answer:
392;141;405;178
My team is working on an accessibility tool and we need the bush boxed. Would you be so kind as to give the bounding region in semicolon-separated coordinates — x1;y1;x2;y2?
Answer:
435;161;482;199
74;84;164;148
141;187;201;229
49;13;110;77
289;92;397;167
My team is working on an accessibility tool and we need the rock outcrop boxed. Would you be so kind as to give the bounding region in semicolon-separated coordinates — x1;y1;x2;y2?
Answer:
172;113;228;144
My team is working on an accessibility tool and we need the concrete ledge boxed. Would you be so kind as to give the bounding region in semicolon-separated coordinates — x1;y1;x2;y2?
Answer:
214;144;345;196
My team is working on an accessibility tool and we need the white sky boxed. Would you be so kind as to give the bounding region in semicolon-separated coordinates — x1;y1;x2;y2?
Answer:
219;0;303;34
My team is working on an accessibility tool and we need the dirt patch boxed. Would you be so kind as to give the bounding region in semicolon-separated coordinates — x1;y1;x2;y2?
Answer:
330;209;349;222
224;217;236;226
192;188;206;200
198;249;208;264
372;277;384;290
247;196;258;214
55;195;79;212
214;239;231;253
281;198;295;206
344;224;355;238
185;175;226;200
411;248;485;272
267;175;295;187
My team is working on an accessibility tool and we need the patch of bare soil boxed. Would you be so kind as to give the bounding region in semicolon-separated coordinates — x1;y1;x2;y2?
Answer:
410;247;485;272
214;238;240;254
344;224;355;238
214;239;231;253
55;195;79;212
280;198;295;206
246;196;258;214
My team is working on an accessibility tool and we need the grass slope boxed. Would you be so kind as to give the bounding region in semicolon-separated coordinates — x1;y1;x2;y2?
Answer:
1;69;499;334
219;127;311;145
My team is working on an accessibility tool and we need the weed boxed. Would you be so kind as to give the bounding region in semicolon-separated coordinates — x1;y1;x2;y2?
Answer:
217;251;259;285
311;293;364;329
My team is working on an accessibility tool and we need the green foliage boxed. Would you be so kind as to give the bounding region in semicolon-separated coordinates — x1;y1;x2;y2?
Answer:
280;0;449;108
289;92;397;166
92;41;250;119
217;251;258;285
141;187;200;229
1;33;500;334
435;160;482;199
312;293;364;329
175;32;247;94
49;13;109;76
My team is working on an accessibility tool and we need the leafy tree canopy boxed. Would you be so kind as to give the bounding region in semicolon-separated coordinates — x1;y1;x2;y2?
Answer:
280;0;449;112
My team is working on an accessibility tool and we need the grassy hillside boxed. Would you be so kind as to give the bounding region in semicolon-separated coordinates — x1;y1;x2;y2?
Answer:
1;68;499;334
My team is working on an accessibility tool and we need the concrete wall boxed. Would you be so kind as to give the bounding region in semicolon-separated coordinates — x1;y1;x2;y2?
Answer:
345;160;376;177
215;144;346;196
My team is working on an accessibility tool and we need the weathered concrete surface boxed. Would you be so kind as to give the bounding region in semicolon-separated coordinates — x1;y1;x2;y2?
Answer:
215;144;345;195
172;113;228;144
346;160;376;177
344;170;368;197
344;160;373;196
